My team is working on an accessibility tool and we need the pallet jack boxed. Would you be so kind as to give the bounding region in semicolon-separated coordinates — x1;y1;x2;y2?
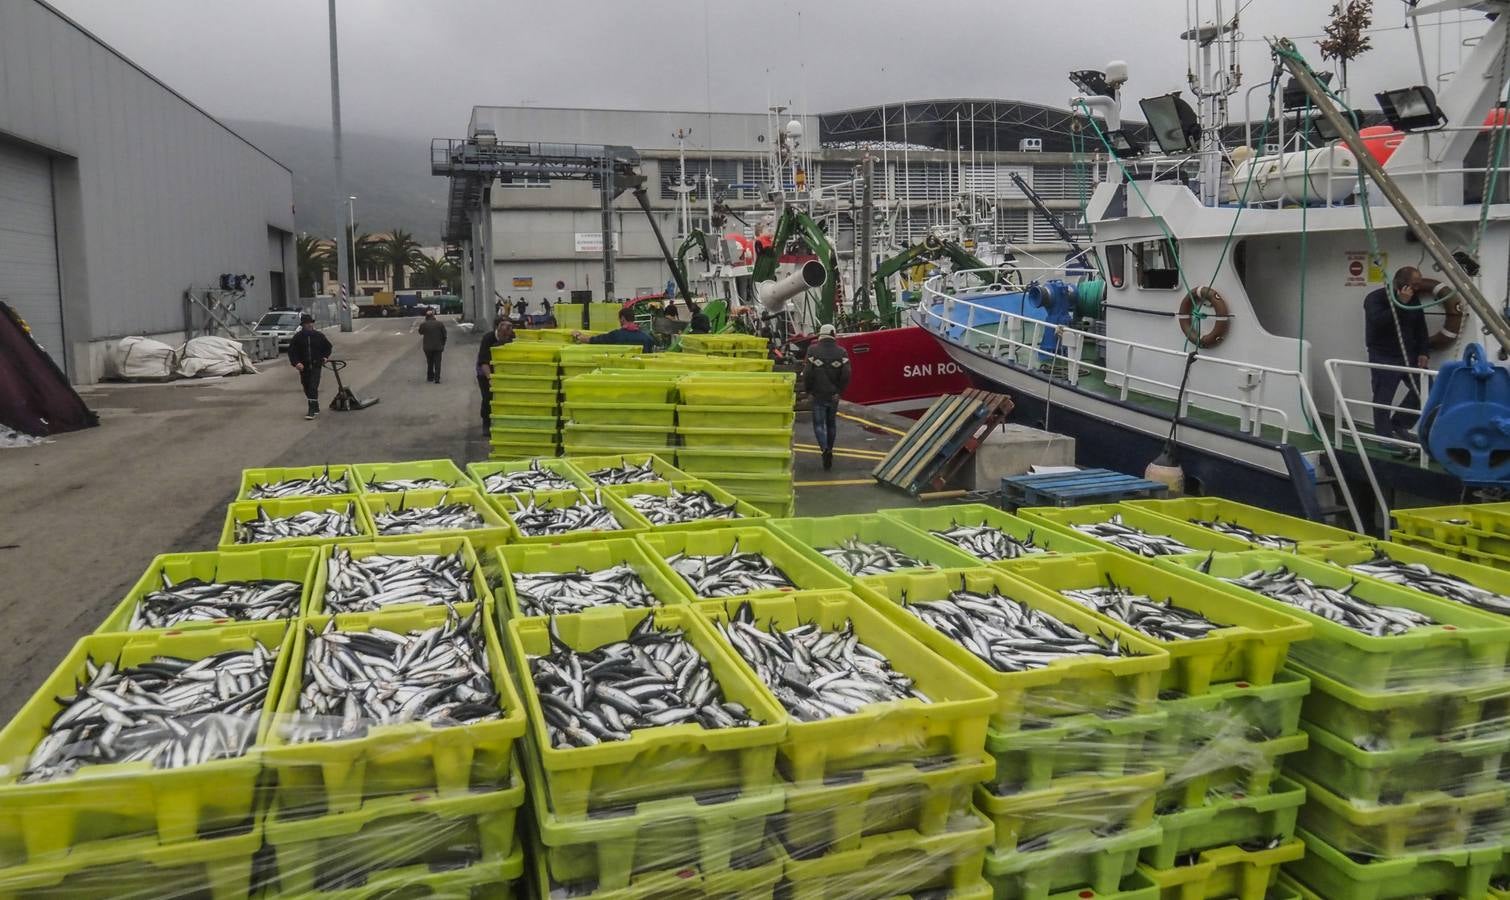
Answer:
326;359;379;411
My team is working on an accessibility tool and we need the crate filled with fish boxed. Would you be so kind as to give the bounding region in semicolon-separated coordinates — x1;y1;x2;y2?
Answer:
879;503;1104;565
238;464;356;501
350;458;470;495
1301;540;1510;620
562;401;678;427
1126;497;1367;551
310;538;489;616
220;496;372;550
525;829;785;900
1286;719;1509;806
566;452;689;486
96;546;320;633
974;766;1166;853
506;604;787;818
260;771;525;897
0;621;292;864
1161;551;1510;692
854;568;1169;732
263;603;525;816
358;487;512;547
638;526;848;603
779;806;996;900
767;514;982;579
1285;824;1504;900
1288;769;1506;859
0;821;263;900
494;537;694;619
1007;552;1312;697
1138;775;1306;869
493;488;649;543
1018;504;1255;559
602;479;764;530
984;708;1168;796
980;821;1164;900
1286;659;1507;751
468;457;591;496
675;404;795;430
1136;837;1305;900
700;591;994;782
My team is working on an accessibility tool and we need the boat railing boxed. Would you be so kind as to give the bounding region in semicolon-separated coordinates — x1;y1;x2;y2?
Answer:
1323;357;1439;526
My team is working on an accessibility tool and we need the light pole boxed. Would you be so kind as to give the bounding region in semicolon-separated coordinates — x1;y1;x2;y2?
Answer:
347;195;357;298
327;0;352;332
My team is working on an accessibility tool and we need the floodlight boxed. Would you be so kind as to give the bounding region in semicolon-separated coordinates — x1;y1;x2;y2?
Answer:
1282;72;1334;112
1139;92;1202;154
1313;112;1345;142
1070;69;1116;98
1377;86;1447;132
1104;129;1144;158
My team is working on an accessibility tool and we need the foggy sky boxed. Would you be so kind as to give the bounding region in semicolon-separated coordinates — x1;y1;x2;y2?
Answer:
47;0;1492;140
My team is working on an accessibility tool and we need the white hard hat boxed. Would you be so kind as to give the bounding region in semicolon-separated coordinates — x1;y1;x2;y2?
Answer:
818;324;837;338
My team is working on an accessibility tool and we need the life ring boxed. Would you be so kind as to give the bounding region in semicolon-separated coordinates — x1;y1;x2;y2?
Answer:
1417;278;1466;350
1178;286;1231;347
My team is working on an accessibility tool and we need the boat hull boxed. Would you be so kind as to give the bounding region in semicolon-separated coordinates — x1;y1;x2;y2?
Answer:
836;326;971;416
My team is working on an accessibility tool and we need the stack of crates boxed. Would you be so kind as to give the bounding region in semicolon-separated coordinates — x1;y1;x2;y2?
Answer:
489;342;563;460
1390;501;1510;569
679;332;771;359
675;371;797;518
560;370;679;456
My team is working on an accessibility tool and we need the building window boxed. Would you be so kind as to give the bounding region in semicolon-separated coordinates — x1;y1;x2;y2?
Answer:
358;263;388;283
1132;239;1181;290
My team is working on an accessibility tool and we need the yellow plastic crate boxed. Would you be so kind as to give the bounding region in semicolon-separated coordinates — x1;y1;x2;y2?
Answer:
237;464;356;501
358;487;512;547
350;459;470;493
219;496;373;551
493;488;652;543
97;546;322;633
305;536;492;616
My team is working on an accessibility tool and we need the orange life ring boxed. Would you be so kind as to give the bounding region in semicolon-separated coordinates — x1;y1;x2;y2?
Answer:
1417;279;1467;350
1178;286;1231;347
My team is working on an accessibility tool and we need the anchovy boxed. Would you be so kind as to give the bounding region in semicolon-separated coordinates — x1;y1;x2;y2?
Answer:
1348;550;1510;616
1225;565;1436;636
512;564;659;616
286;604;500;742
1189;518;1296;550
901;586;1127;672
364;476;458;493
22;643;277;781
236;503;361;544
527;616;760;748
510;491;623;537
819;537;926;576
715;601;928;721
1071;514;1196;557
930;521;1047;561
1060;580;1222;641
664;539;797;597
249;466;350;499
582;460;664;485
481;460;577;494
372;493;485;536
130;573;301;629
324;547;475;613
622;488;742;526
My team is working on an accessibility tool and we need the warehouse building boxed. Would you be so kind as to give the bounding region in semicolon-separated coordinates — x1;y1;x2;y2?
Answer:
0;0;297;383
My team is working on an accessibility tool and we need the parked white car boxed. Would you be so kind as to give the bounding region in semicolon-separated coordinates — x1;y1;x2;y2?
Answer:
253;310;303;350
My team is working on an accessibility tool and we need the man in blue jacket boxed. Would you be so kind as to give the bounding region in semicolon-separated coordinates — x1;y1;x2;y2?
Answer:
1363;267;1431;445
573;307;654;352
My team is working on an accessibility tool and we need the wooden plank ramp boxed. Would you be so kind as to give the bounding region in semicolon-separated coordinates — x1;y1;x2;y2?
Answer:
872;390;1013;494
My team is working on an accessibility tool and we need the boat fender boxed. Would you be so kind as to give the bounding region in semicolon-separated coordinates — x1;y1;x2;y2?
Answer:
1416;278;1466;349
1177;286;1230;348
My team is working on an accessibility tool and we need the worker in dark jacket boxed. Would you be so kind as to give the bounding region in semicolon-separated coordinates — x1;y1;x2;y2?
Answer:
803;324;851;470
476;318;515;431
1363;266;1431;445
287;314;332;420
418;309;447;383
574;308;654;352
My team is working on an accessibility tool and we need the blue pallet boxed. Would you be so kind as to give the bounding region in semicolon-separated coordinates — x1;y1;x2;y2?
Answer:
1001;468;1170;509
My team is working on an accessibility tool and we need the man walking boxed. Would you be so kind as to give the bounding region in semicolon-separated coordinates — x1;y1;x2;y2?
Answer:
1363;267;1431;448
288;313;332;420
573;307;655;352
418;308;447;383
802;324;851;470
476;317;515;432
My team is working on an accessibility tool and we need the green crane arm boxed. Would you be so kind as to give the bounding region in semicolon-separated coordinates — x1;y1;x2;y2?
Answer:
751;208;839;323
871;237;1013;323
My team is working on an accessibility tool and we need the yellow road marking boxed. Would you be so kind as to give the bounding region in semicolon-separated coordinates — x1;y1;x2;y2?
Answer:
794;443;888;459
794;447;885;461
794;478;877;487
837;411;909;437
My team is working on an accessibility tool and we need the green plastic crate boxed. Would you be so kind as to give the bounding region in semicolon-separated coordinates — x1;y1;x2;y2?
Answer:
675;405;795;429
638;526;849;602
305;536;491;617
779;753;994;855
698;591;995;782
1154;730;1309;812
1160;551;1510;692
1286;660;1506;750
359;487;512;547
1008;552;1312;696
1286;826;1502;900
1156;670;1311;749
692;471;795;499
97;546;321;633
1392;502;1510;556
679;333;770;353
1127;497;1366;550
219;496;373;550
1289;720;1510;805
675;447;793;474
506;604;787;818
987;709;1168;795
526;830;783;900
238;464;357;501
879;503;1105;563
1018;504;1256;559
1137;838;1305;900
262;774;524;897
489;389;559;415
767;513;984;578
490;413;559;431
558;343;641;362
854;568;1170;732
1139;776;1306;868
489;373;559;393
563;422;673;448
0;820;260;899
0;622;293;865
350;459;470;493
604;479;766;530
976;767;1166;851
493;487;651;543
490;425;559;447
746;496;796;518
676;426;793;450
562;402;677;427
1299;539;1510;619
781;806;995;900
1290;769;1505;858
492;360;559;378
493;537;694;619
640;354;773;373
263;605;525;816
467;457;591;495
983;822;1165;900
562;373;677;404
566;452;689;484
676;376;795;407
488;440;559;461
492;342;561;362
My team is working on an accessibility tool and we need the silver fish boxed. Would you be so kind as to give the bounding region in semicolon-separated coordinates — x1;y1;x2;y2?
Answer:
1072;514;1196;557
512;563;658;616
930;521;1047;561
249;466;350;499
324;547;475;613
372;493;485;536
902;586;1127;672
130;574;301;629
236;503;361;544
819;537;927;576
1189;518;1297;550
481;460;577;494
364;476;458;493
510;491;623;537
1225;565;1435;636
1348;551;1510;616
622;488;742;526
1060;583;1222;641
582;460;664;486
664;539;796;597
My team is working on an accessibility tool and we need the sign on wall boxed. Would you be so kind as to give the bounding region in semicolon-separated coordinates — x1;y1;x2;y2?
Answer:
511;276;533;289
573;232;622;253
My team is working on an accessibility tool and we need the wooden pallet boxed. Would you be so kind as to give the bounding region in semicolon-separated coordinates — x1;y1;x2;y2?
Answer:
1000;468;1170;509
872;389;1014;494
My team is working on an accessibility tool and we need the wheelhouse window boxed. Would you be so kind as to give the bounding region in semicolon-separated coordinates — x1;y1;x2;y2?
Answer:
1105;243;1126;289
1133;239;1181;290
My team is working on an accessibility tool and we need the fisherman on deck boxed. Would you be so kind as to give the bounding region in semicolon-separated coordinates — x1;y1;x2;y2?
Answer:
418;308;447;383
803;324;851;470
574;308;654;353
1363;266;1431;449
288;314;332;421
476;317;516;432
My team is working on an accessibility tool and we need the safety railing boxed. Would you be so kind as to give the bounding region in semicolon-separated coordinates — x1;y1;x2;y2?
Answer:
1323;357;1438;527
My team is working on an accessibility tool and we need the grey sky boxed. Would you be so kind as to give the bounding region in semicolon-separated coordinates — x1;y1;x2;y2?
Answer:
48;0;1490;140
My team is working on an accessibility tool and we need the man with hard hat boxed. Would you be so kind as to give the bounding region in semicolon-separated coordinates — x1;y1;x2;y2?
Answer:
802;324;851;470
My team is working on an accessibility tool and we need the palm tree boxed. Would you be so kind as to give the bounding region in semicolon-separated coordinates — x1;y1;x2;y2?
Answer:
295;233;331;296
372;229;425;292
334;223;383;294
411;255;459;292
